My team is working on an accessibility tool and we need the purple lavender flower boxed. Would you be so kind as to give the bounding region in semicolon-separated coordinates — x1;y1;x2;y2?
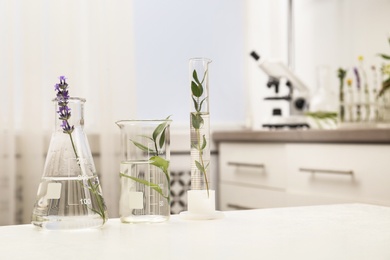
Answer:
54;76;74;134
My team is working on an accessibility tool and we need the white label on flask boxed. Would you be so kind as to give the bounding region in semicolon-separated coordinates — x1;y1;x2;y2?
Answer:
46;183;62;199
128;191;143;209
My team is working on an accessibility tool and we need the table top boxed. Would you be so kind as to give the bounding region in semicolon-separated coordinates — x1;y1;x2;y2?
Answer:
212;128;390;144
1;204;390;260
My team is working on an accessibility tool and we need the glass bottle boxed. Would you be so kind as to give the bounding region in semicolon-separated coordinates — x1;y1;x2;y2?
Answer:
31;97;108;230
309;66;338;129
116;119;171;223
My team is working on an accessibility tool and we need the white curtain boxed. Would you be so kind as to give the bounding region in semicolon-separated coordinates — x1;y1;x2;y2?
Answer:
0;0;136;224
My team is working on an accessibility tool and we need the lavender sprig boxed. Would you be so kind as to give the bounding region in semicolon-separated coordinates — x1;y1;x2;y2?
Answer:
53;76;107;224
55;76;77;159
55;76;75;135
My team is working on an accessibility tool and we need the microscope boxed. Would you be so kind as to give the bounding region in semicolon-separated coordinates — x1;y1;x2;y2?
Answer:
250;51;310;129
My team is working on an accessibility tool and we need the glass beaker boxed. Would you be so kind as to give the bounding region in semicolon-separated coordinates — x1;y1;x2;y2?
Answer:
116;119;171;223
31;97;108;230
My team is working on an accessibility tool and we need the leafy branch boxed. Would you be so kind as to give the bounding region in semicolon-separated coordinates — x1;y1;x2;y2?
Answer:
85;178;107;223
120;118;171;202
377;37;390;97
119;173;169;200
337;68;347;122
191;69;210;197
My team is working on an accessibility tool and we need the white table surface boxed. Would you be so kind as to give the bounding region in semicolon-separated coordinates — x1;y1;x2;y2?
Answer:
1;204;390;260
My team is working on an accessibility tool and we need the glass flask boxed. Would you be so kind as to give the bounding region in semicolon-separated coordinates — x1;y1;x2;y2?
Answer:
31;97;108;230
116;119;171;223
308;65;338;129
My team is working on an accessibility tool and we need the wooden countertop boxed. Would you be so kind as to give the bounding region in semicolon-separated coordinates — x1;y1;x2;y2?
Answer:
212;128;390;144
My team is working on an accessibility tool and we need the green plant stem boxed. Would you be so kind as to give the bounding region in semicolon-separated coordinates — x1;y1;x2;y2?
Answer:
67;131;107;224
127;122;171;203
87;178;107;224
191;69;211;197
195;125;209;197
120;173;169;201
68;133;79;159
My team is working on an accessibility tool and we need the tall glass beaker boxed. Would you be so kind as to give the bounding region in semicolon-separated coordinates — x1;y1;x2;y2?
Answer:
189;58;212;193
116;119;171;223
31;97;108;230
180;58;223;220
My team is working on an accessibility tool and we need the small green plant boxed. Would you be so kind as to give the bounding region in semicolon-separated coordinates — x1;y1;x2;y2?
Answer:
119;118;171;201
191;69;210;197
337;68;347;122
378;37;390;97
305;111;338;128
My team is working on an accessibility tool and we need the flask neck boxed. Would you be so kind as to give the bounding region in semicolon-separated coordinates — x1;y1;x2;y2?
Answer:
53;97;85;132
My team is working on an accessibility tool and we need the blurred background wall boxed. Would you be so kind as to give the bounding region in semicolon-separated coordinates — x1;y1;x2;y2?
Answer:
1;0;389;224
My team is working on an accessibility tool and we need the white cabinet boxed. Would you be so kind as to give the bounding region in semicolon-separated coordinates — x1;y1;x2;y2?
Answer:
220;183;287;210
219;143;286;189
219;143;288;210
286;144;390;206
218;142;390;210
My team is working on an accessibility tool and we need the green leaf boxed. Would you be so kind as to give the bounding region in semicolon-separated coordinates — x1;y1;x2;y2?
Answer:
120;173;167;199
193;70;201;85
195;160;205;173
191;81;203;97
192;96;199;111
151;155;171;201
378;53;390;60
150;155;170;182
198;97;207;112
152;121;167;141
191;113;204;129
158;128;166;149
200;70;208;84
378;78;390;97
201;134;207;150
130;140;155;154
191;113;200;129
337;68;346;79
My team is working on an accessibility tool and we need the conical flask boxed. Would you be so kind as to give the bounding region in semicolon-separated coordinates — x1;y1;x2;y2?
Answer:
116;119;171;223
32;97;108;230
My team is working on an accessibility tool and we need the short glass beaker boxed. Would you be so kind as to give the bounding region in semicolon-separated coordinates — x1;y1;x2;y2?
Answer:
116;119;171;223
31;97;108;230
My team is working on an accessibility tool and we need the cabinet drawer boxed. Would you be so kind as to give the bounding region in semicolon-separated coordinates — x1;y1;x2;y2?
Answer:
219;143;287;189
219;183;287;210
287;191;356;207
287;144;390;205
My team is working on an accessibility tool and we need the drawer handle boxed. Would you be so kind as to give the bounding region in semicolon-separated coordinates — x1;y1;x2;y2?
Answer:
299;167;354;175
227;203;254;210
227;162;265;168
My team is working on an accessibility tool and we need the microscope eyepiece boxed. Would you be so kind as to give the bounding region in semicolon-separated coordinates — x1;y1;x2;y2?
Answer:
250;51;260;61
